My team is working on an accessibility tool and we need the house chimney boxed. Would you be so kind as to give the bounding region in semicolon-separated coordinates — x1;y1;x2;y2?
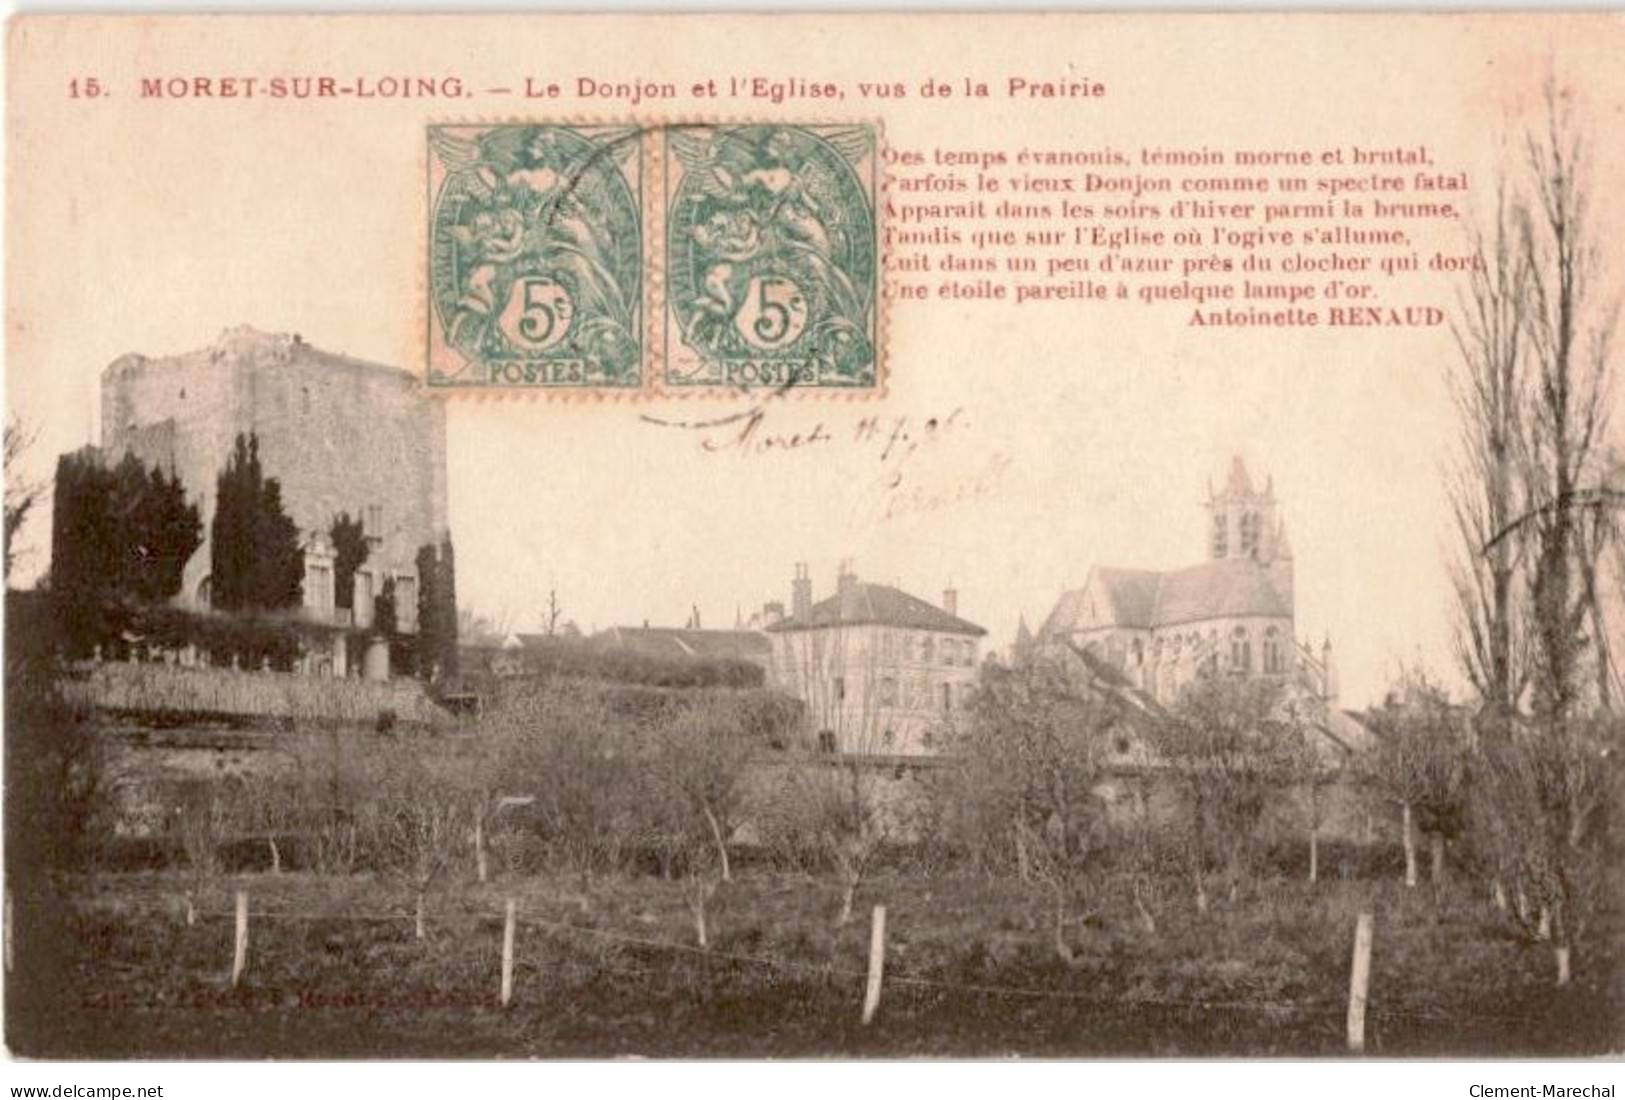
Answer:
792;563;812;621
836;561;858;599
943;588;958;617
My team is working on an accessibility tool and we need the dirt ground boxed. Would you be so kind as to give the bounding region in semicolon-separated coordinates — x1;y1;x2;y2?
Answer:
6;869;1621;1058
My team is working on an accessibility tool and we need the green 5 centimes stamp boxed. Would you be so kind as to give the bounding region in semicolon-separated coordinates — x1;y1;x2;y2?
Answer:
664;124;879;392
427;124;643;390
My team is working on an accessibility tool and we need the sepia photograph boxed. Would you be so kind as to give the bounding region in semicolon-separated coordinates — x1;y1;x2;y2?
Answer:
2;8;1623;1077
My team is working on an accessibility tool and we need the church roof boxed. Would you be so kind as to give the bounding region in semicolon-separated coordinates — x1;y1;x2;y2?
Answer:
768;581;986;636
1041;558;1291;636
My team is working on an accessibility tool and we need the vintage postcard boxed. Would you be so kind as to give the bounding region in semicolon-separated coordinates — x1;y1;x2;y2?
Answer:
4;11;1624;1069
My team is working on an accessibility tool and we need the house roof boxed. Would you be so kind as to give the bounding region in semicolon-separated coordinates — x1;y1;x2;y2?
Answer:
1041;558;1291;636
767;582;987;636
593;626;771;662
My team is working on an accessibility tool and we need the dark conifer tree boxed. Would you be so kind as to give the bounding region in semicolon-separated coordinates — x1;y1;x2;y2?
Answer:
211;433;303;613
330;512;368;611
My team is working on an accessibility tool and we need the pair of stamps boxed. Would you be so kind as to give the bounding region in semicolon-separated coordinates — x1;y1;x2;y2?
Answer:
425;123;880;397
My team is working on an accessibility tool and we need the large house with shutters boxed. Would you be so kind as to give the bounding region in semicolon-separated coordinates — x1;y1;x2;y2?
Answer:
765;564;987;755
1037;456;1336;705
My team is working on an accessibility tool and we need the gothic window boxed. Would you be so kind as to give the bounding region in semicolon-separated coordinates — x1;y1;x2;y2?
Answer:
1264;626;1283;673
942;682;952;713
834;676;846;702
1240;511;1261;558
1231;626;1252;674
1211;513;1229;557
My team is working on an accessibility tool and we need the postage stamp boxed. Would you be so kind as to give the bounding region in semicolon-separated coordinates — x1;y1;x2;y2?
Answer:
426;124;644;390
662;123;881;393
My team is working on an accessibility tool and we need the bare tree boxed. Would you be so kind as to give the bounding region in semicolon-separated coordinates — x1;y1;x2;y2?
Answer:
4;415;45;583
172;779;231;925
1575;454;1624;711
479;679;639;885
952;652;1109;962
1445;79;1620;984
1283;697;1337;885
1161;675;1296;911
1515;81;1617;721
366;744;469;939
646;692;758;883
769;620;897;927
1362;669;1470;889
1447;178;1531;715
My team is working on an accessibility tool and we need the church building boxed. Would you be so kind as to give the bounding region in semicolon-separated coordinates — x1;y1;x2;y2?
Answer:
1037;457;1335;705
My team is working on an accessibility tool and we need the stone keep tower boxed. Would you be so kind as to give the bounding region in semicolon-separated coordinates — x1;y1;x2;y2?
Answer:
100;326;449;632
1206;456;1294;611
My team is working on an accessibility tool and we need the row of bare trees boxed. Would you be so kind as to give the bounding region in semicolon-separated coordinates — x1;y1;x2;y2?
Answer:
1443;80;1622;985
944;654;1331;962
167;685;801;945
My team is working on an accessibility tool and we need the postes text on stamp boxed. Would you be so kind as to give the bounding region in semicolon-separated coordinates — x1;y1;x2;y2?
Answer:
663;123;879;393
427;124;643;390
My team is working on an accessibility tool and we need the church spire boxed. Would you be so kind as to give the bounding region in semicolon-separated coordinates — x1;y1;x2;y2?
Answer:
1013;614;1036;664
1226;455;1254;495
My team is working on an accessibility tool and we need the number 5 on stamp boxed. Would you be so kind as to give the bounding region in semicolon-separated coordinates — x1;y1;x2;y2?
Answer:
663;123;880;393
426;124;644;390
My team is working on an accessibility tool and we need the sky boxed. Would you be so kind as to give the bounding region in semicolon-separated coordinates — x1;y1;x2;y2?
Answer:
7;13;1624;708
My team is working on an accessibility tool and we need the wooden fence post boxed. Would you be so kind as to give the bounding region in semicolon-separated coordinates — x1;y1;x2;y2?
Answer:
1347;911;1373;1053
500;898;516;1007
231;889;249;987
861;904;886;1025
1401;804;1417;888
